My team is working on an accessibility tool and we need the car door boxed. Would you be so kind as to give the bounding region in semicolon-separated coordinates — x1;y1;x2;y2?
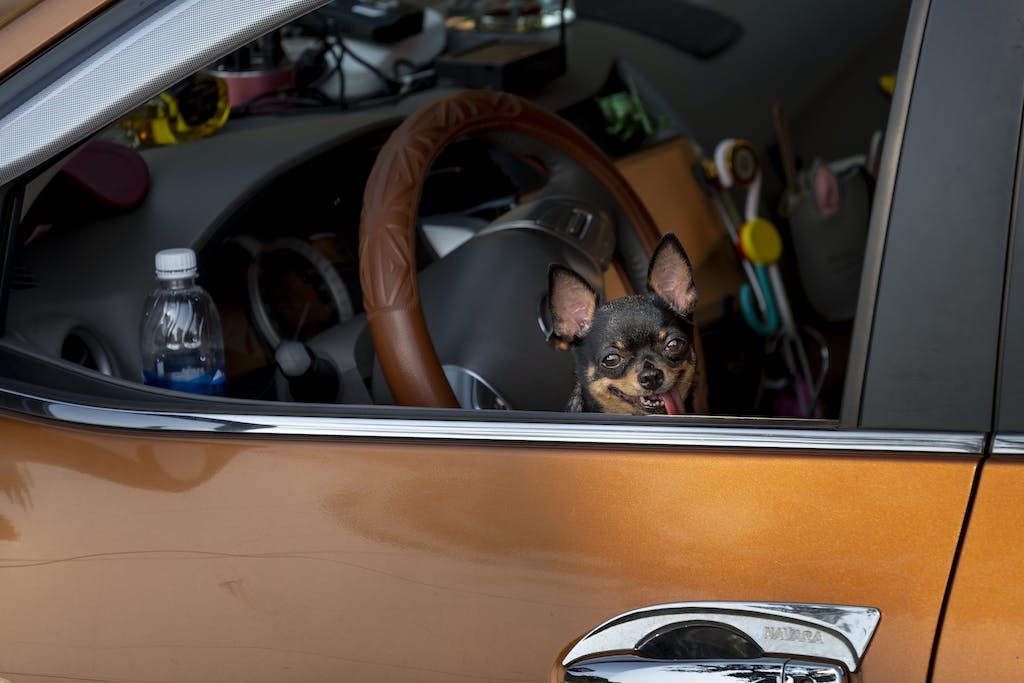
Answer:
930;26;1024;675
0;0;1015;682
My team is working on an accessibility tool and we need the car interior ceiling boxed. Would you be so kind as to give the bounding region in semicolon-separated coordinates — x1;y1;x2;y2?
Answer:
0;0;912;421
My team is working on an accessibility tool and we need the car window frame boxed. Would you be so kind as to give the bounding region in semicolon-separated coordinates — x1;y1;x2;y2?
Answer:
0;0;998;458
844;0;1023;434
994;61;1024;444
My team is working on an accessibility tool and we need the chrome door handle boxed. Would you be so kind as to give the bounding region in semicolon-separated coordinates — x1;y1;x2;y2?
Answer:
565;655;845;682
562;602;880;683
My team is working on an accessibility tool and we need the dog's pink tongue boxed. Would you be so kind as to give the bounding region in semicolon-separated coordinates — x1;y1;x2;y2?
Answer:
660;388;685;415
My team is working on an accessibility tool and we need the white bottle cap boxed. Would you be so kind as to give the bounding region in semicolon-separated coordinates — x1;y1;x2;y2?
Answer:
155;248;198;279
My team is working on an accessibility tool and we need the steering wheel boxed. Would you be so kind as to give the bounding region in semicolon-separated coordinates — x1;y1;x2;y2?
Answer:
359;90;667;408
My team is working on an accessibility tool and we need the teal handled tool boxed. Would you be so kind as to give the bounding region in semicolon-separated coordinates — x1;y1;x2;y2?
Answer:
738;217;782;337
705;137;826;417
709;138;779;337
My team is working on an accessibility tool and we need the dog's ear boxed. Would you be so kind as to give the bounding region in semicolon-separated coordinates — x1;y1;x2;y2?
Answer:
647;233;697;318
549;265;598;343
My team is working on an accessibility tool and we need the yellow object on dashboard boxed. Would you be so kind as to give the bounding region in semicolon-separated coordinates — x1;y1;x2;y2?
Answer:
119;73;230;146
879;73;896;97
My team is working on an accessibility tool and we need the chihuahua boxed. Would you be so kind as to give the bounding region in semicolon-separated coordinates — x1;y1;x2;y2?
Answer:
548;233;698;414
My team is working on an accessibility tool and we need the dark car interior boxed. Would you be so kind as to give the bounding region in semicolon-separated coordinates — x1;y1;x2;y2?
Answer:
1;0;912;419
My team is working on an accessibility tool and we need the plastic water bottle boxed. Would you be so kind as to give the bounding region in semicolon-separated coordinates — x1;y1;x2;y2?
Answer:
140;248;226;395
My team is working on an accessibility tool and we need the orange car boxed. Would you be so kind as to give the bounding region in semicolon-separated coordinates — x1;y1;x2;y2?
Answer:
0;0;1021;681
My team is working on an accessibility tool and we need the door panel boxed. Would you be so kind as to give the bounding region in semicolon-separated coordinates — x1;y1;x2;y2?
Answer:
0;414;978;681
931;455;1024;681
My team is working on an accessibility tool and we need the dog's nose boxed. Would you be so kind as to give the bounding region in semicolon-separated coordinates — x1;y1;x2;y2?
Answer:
638;365;664;391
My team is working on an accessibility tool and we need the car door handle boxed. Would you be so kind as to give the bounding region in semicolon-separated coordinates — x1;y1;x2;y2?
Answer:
562;602;880;683
564;655;845;682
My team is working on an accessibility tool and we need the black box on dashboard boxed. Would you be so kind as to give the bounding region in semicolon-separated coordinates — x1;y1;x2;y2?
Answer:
435;40;566;92
319;0;424;44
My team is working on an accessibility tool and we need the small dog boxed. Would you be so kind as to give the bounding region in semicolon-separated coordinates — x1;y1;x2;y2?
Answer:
548;233;698;414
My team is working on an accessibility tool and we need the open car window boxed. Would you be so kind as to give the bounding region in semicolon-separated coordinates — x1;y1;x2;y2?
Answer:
0;0;954;432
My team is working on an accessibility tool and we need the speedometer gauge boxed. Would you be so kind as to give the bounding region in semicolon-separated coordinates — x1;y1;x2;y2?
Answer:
247;236;355;349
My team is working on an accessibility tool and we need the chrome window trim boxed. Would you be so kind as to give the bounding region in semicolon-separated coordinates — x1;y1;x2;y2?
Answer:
0;386;985;453
993;435;1024;455
0;0;328;186
841;0;930;427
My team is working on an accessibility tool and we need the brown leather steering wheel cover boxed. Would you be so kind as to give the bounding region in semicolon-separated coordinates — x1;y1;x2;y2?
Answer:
359;90;663;408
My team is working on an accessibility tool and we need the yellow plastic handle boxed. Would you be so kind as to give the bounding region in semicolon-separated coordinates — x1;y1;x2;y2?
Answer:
740;218;782;265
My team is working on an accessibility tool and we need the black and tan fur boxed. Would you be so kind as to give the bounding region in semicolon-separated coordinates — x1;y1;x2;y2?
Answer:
549;234;698;414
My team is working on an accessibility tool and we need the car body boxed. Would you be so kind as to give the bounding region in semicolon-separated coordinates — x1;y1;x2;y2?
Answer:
0;0;1022;681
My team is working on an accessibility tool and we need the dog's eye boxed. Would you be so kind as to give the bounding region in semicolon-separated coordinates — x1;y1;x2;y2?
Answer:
664;337;688;357
601;353;622;369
